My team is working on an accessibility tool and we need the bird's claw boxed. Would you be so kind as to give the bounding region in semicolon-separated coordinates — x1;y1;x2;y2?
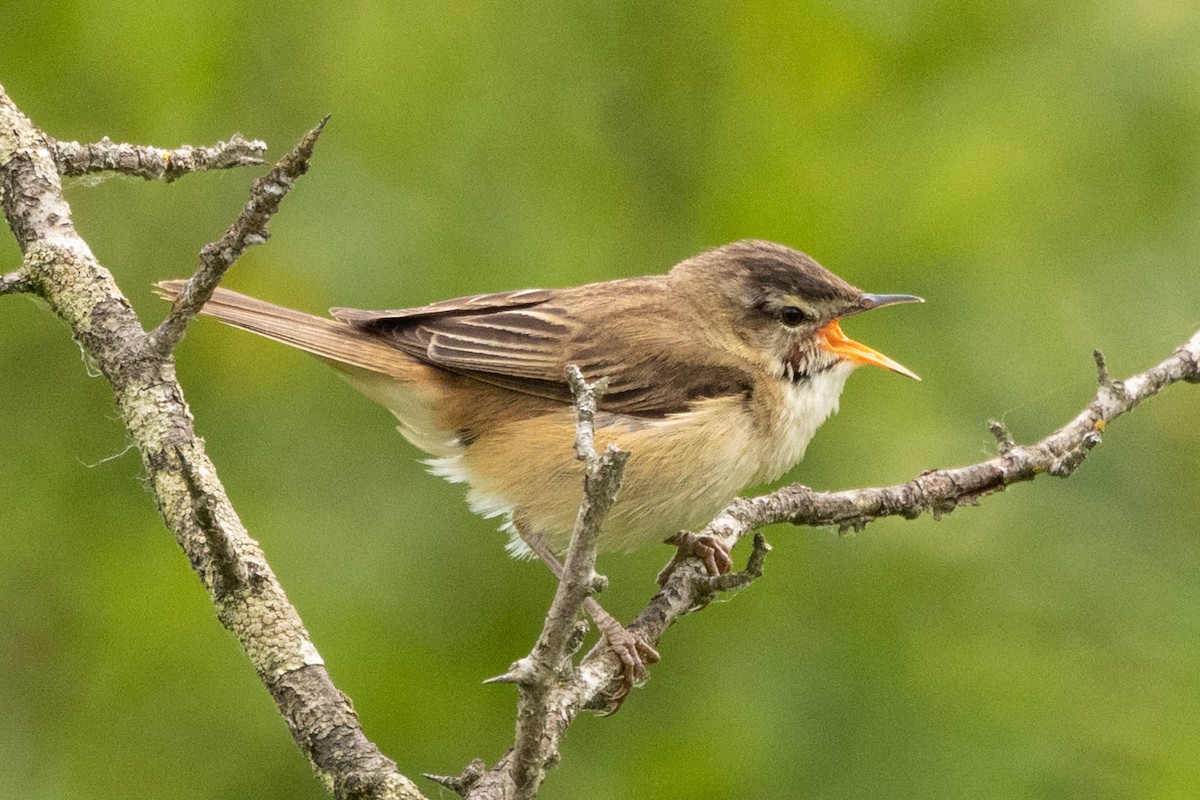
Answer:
594;615;660;715
656;531;734;586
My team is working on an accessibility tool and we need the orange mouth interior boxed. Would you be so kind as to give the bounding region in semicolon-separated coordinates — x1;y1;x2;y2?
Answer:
819;320;920;381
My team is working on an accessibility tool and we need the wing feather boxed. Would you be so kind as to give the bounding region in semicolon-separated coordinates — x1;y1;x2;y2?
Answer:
330;288;556;324
334;280;755;417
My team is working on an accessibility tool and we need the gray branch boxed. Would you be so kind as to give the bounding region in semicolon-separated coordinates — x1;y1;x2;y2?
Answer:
456;375;771;799
0;84;423;800
54;133;266;181
508;368;627;798
688;332;1200;547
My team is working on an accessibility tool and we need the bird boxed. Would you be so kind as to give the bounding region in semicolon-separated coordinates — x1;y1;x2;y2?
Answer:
156;239;921;698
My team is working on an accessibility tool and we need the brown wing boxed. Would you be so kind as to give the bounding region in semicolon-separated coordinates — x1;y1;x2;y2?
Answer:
331;279;755;417
330;287;556;324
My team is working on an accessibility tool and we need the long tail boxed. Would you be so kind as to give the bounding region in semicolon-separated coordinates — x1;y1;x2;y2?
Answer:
154;281;417;376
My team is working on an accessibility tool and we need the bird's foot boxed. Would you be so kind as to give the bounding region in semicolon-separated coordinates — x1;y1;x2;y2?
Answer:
656;531;734;587
585;597;660;714
512;526;661;712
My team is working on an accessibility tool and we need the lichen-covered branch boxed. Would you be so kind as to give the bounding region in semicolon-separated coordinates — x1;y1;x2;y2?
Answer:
458;535;773;800
0;84;423;800
450;370;632;799
510;369;627;798
53;133;266;181
689;328;1200;547
457;377;768;800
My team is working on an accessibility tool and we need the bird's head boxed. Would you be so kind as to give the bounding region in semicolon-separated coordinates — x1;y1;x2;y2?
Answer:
671;240;923;382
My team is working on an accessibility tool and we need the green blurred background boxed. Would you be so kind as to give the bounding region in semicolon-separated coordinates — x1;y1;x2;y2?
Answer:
2;2;1199;798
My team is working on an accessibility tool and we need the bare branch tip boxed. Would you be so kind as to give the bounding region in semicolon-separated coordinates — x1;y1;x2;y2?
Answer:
1093;349;1111;387
987;419;1015;455
564;364;609;404
482;658;536;686
598;444;629;468
295;116;330;157
1092;348;1129;399
149;120;328;354
422;758;485;796
742;533;771;577
564;363;587;393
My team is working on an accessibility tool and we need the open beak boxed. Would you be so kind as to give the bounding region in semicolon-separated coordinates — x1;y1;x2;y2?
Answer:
819;308;922;381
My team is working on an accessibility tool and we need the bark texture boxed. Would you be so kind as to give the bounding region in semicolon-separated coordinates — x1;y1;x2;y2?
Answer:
0;84;423;800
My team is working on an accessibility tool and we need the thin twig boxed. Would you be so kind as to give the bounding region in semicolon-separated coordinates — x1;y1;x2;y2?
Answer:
986;419;1014;455
507;367;627;799
54;134;266;182
1093;349;1112;388
423;760;487;795
704;533;771;594
148;116;329;356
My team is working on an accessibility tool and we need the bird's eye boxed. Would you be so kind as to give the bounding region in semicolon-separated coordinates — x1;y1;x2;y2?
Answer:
780;306;806;327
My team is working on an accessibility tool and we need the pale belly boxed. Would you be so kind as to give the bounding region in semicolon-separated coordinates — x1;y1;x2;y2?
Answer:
427;365;853;555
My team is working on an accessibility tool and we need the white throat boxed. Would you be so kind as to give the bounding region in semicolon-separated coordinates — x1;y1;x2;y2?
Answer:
756;362;854;483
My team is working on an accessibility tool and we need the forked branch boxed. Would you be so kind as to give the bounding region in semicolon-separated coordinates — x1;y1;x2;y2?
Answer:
148;116;329;355
0;84;420;800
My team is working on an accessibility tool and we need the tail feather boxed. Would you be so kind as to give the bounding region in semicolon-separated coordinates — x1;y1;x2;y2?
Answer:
153;280;418;377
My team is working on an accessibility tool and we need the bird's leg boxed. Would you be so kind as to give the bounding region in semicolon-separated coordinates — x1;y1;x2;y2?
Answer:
656;531;734;587
518;529;660;708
